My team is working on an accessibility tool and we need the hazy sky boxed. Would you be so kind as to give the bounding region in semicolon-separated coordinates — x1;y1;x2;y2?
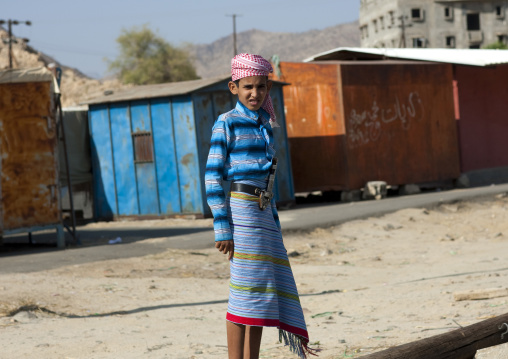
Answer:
2;0;360;78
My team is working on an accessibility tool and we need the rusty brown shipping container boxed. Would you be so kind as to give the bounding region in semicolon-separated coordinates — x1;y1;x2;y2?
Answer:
0;67;64;247
273;61;460;193
454;64;508;175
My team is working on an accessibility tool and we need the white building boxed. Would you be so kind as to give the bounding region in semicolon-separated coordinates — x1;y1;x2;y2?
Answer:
359;0;508;48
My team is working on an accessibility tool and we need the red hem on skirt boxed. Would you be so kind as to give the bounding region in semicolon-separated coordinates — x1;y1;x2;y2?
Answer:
226;312;280;327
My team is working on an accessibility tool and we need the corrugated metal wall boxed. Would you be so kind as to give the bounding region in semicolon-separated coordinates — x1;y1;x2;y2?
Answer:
193;89;234;216
89;96;203;219
270;84;295;203
89;80;294;219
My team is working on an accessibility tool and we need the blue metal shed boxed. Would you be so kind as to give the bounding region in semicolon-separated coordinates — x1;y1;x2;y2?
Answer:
86;76;294;219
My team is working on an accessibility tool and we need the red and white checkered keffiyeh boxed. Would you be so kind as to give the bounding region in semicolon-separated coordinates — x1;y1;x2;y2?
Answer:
231;53;279;127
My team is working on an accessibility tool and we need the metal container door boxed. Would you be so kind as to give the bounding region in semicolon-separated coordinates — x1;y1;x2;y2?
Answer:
0;81;60;230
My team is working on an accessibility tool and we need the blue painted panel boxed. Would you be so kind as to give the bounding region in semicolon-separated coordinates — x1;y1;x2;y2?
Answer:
151;98;181;214
212;91;234;118
193;93;215;216
110;104;139;215
131;101;151;132
130;101;160;214
89;105;117;218
196;80;230;93
212;91;235;209
270;86;295;203
136;162;160;214
173;96;203;214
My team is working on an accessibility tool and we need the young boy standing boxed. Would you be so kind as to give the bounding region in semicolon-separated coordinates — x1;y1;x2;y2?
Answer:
205;54;315;359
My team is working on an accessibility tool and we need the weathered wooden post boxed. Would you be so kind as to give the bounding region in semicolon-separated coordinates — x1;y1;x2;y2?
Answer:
359;313;508;359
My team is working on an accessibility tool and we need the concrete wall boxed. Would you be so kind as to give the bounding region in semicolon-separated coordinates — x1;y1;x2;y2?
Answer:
360;0;508;48
360;0;401;47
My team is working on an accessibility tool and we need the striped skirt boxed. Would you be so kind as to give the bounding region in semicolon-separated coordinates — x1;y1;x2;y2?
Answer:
226;180;314;358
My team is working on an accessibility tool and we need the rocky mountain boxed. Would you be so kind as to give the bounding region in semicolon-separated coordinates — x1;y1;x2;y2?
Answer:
190;21;360;78
0;28;130;107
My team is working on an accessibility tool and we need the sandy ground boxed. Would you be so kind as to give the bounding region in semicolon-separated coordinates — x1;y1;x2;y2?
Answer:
2;194;508;358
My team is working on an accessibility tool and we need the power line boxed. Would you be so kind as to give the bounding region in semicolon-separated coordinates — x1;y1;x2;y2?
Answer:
226;14;242;56
0;19;32;69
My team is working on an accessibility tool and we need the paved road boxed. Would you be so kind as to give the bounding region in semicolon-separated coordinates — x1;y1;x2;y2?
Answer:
280;183;508;231
1;183;507;274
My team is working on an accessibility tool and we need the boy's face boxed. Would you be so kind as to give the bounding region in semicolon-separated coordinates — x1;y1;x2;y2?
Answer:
228;76;273;112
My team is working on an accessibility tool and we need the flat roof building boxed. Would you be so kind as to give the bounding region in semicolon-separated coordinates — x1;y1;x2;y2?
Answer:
360;0;508;49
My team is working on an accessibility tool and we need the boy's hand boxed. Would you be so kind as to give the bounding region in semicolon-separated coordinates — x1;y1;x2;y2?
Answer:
215;240;234;260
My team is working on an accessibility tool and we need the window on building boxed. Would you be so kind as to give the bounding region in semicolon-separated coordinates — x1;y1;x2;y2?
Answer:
132;132;154;163
413;37;426;48
498;34;508;44
380;16;385;30
361;25;369;39
496;5;505;19
467;13;481;31
469;44;480;49
444;7;453;20
446;36;456;48
373;19;378;33
392;39;397;47
411;8;424;21
389;11;395;26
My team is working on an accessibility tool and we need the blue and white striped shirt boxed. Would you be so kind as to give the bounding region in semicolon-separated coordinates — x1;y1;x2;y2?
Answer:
205;101;281;242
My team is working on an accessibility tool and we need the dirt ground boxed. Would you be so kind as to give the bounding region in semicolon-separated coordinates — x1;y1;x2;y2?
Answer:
2;194;508;358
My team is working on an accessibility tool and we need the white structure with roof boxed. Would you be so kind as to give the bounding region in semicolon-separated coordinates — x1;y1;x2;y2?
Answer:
304;47;508;66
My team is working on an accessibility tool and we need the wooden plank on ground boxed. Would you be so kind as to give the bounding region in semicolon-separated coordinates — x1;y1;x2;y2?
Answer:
454;288;508;301
358;313;508;359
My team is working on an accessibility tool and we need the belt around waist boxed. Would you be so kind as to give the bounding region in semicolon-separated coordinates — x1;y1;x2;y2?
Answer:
230;182;265;196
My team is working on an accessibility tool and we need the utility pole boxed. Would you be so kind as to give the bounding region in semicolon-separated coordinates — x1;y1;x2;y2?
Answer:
398;15;412;48
226;14;242;56
0;19;32;69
